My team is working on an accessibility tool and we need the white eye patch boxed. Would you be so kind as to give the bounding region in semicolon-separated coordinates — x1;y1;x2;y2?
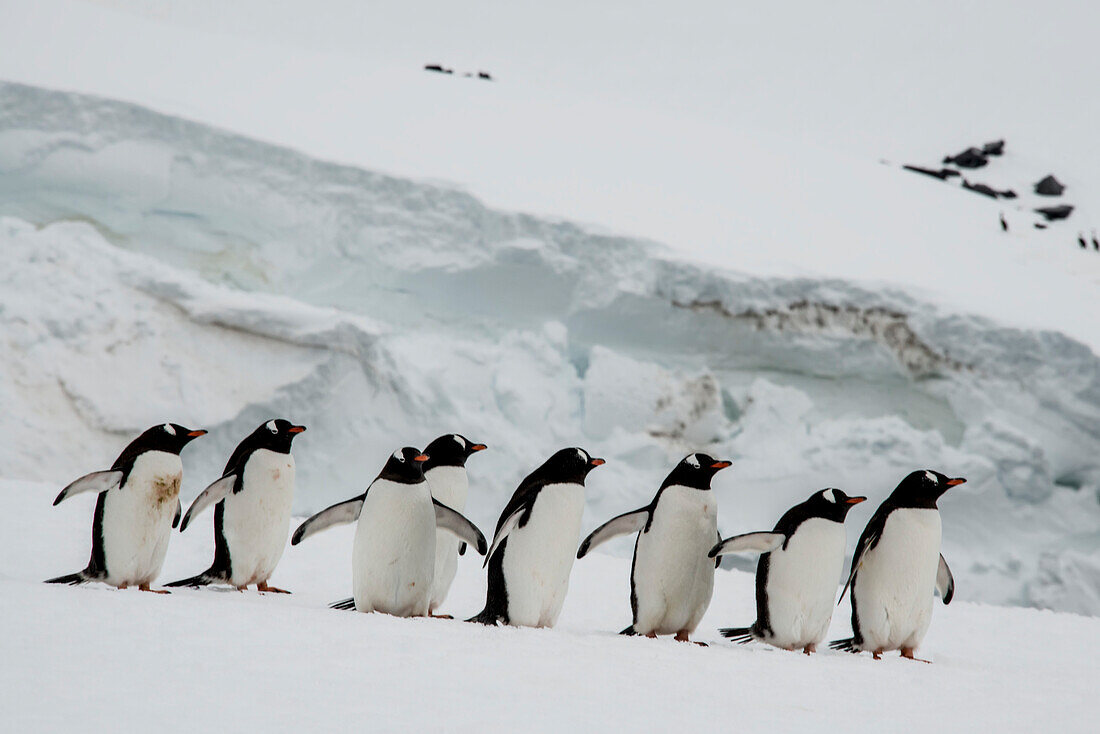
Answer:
266;420;278;434
823;489;836;503
685;454;700;469
925;471;937;484
453;435;466;449
163;423;175;435
576;448;588;462
393;449;405;462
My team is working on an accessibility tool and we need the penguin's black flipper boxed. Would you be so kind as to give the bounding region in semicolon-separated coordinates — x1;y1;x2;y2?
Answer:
829;638;859;653
330;598;356;611
577;507;650;559
936;554;955;604
291;495;365;545
708;532;785;558
458;542;467;556
179;474;237;532
432;499;487;555
52;470;123;505
164;572;217;588
172;499;182;529
45;572;88;586
619;625;637;636
838;508;889;605
718;627;755;644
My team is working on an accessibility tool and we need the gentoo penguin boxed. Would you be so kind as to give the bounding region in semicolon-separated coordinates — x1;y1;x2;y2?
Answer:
1092;230;1099;250
830;470;964;661
47;423;207;592
576;453;731;643
291;447;487;616
469;448;605;627
1080;233;1088;249
166;419;306;592
715;488;866;654
1000;213;1008;232
421;434;488;617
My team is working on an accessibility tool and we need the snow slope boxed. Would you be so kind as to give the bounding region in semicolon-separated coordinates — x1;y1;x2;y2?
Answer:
1;79;1100;615
1;477;1095;733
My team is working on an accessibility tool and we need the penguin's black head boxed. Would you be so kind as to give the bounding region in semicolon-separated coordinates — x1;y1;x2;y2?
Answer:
892;470;966;508
378;446;430;484
132;423;208;455
247;419;307;454
422;434;488;470
804;488;866;521
660;453;732;490
538;447;605;485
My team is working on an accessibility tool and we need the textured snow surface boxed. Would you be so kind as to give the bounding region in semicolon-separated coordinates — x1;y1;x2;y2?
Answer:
1;79;1100;615
1;478;1096;733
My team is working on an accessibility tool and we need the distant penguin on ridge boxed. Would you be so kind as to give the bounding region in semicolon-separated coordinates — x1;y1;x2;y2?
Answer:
469;448;605;628
47;423;207;592
716;488;866;654
166;419;306;592
421;434;488;618
830;470;964;661
577;453;732;644
292;446;487;616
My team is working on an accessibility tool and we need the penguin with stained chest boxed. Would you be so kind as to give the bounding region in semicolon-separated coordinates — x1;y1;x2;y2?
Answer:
166;419;306;592
576;453;732;643
830;470;964;661
714;488;866;654
292;446;487;616
47;423;207;592
421;434;488;617
469;448;605;628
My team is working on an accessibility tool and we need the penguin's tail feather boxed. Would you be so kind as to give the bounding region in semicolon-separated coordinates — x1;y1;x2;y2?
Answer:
619;625;637;636
465;607;505;625
718;626;755;644
829;637;859;653
329;598;356;611
164;572;219;588
45;571;87;586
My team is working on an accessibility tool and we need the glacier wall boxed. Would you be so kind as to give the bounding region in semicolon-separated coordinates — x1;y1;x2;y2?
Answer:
1;81;1098;613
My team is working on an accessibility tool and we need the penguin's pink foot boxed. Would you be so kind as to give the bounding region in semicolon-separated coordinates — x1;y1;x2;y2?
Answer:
901;648;931;663
139;584;170;594
257;582;291;594
803;644;817;655
429;613;454;619
872;650;883;660
644;632;658;639
675;631;707;646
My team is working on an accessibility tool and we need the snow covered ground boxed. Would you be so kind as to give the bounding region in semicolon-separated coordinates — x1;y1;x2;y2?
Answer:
1;477;1095;733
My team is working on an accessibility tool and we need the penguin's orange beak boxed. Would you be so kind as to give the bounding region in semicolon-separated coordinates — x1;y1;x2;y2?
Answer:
414;454;429;462
845;496;867;504
187;430;207;437
589;458;605;466
288;425;306;433
471;444;488;451
711;461;732;469
946;477;966;486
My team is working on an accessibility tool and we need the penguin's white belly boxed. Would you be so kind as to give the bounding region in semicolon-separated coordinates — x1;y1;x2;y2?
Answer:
222;449;295;586
502;482;585;628
632;486;717;635
853;508;941;651
352;480;436;616
101;451;182;586
761;518;846;648
426;466;468;612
